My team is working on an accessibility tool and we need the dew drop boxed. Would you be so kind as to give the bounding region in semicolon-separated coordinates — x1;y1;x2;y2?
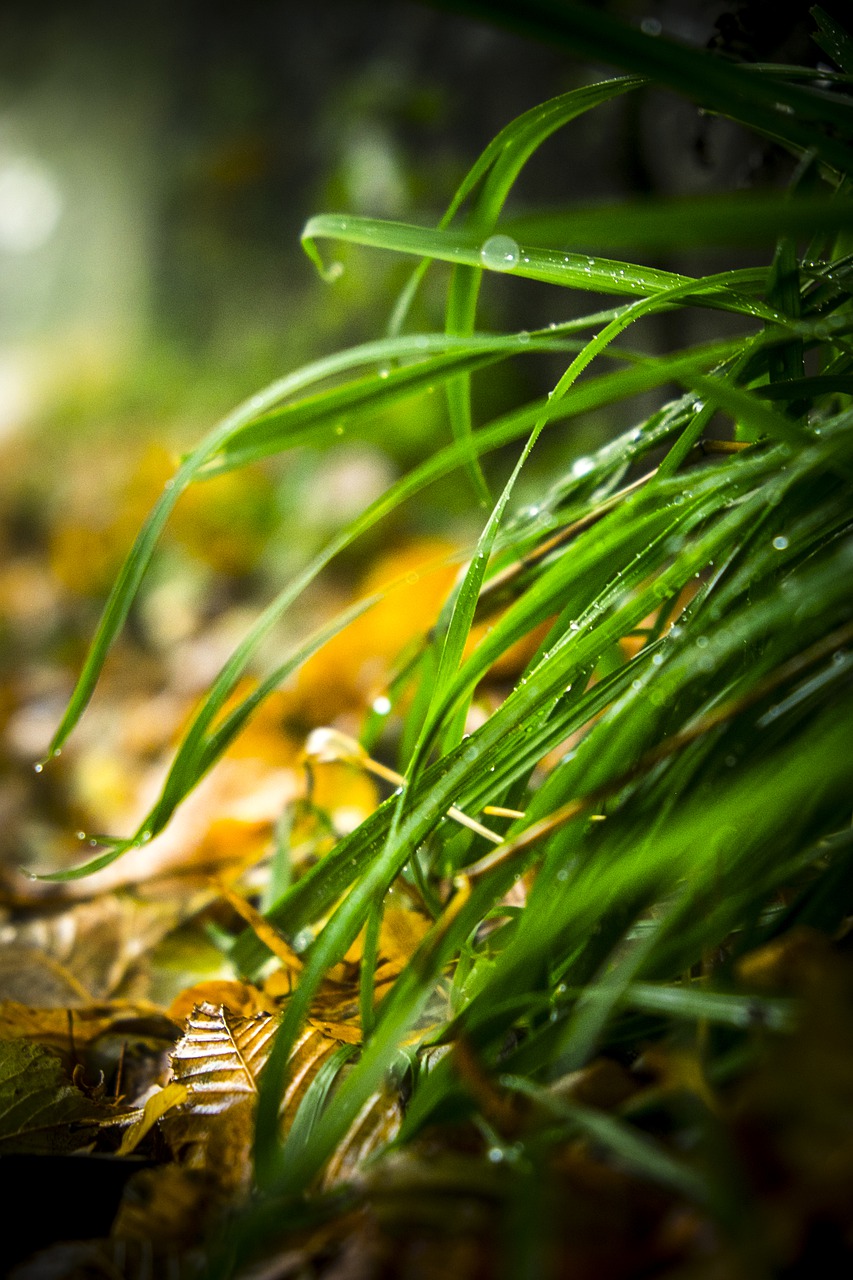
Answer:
479;234;520;272
164;478;175;490
140;830;152;843
372;695;392;715
772;535;789;551
641;16;662;35
76;831;86;841
696;635;709;648
517;330;530;344
33;763;43;774
571;456;595;478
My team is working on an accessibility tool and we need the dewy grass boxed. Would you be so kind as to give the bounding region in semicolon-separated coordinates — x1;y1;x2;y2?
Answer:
42;3;853;1273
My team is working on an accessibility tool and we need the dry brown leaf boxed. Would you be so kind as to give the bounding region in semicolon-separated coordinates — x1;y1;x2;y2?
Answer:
157;1004;357;1196
322;1088;403;1189
112;1162;215;1251
9;1235;203;1280
0;1001;116;1049
0;946;93;1007
167;980;277;1025
168;1002;278;1119
0;893;192;1000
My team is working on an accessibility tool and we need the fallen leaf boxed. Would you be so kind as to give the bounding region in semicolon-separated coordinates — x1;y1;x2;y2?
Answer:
117;1080;189;1156
289;538;458;721
167;980;277;1025
0;946;93;1007
0;1002;115;1050
322;1088;403;1188
0;1039;117;1154
1;894;188;1001
111;1162;216;1253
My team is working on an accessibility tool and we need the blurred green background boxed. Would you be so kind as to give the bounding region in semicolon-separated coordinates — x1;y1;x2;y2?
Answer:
0;0;818;434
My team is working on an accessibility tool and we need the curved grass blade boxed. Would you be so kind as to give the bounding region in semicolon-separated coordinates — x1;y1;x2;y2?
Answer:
46;331;567;761
303;215;778;320
387;75;642;337
440;75;644;500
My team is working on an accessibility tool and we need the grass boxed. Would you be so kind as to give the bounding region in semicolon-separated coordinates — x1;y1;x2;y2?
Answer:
42;3;853;1275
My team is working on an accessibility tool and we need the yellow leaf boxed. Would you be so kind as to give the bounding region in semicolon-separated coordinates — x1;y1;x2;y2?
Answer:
290;538;458;720
309;1019;362;1046
117;1080;189;1156
167;980;277;1025
379;906;431;968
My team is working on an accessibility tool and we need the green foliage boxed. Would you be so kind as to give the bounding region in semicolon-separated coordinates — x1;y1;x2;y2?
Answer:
0;1040;109;1154
45;3;853;1273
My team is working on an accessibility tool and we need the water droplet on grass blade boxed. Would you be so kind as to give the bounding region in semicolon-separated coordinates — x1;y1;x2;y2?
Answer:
571;456;594;478
773;535;789;550
479;234;520;272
